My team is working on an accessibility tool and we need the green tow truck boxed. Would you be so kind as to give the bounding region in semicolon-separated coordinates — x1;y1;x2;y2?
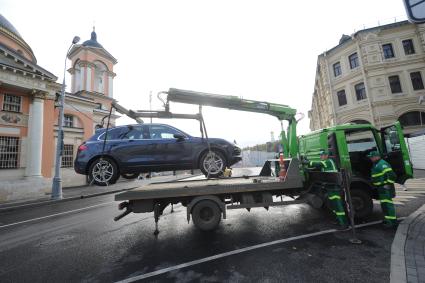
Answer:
113;88;413;233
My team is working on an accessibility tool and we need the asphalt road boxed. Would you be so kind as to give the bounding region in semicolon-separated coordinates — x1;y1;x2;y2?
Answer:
0;184;424;283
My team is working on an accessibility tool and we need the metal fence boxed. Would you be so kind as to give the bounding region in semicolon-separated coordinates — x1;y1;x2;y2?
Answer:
0;136;20;169
61;144;74;168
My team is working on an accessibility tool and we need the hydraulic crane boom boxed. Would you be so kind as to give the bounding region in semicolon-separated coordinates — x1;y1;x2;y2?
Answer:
165;88;299;158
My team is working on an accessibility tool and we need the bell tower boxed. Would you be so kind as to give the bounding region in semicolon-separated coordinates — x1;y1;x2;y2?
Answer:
67;27;117;99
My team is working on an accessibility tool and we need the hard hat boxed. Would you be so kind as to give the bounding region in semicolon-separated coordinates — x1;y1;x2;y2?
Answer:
319;149;330;155
367;150;380;158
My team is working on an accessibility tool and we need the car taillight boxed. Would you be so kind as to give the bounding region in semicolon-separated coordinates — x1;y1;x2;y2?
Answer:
78;144;88;152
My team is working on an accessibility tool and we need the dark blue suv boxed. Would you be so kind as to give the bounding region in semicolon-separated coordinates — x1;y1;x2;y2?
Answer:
74;123;242;185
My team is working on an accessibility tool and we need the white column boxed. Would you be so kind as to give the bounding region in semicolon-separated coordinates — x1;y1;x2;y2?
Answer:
86;66;92;91
108;74;113;98
25;96;44;177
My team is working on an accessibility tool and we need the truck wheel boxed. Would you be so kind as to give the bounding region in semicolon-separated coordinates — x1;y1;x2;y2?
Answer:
192;200;222;231
350;189;373;219
199;150;227;178
88;157;119;186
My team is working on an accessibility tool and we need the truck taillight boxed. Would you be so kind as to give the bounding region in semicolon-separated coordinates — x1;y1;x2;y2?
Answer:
78;144;88;152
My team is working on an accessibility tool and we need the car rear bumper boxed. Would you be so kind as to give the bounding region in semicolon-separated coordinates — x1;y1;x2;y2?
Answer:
74;161;87;175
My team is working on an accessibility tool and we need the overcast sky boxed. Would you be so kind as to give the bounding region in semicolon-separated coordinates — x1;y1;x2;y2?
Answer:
1;0;408;147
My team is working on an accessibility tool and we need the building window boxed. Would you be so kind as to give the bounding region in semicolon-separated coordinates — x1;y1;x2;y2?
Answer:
350;120;370;124
354;82;367;101
349;53;359;69
399;111;425;127
410;72;424;90
61;144;74;168
389;75;402;94
402;39;415;55
2;94;21;112
63;115;74;128
333;62;342;77
336;90;347;106
382;44;395;59
0;136;19;169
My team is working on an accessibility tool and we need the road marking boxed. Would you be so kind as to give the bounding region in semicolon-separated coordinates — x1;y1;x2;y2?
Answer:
0;202;114;229
116;220;385;283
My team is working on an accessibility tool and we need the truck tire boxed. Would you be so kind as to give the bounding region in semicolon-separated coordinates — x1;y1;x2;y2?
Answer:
199;150;227;178
88;157;119;186
350;189;373;219
192;200;222;231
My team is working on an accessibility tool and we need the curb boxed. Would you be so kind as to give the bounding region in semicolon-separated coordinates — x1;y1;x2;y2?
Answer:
390;204;425;283
0;186;138;213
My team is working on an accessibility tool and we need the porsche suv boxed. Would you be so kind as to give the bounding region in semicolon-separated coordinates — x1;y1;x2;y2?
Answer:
74;123;242;185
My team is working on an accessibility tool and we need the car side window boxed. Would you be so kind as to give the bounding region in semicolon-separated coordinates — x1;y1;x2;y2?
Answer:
149;125;181;139
120;126;144;140
99;127;126;140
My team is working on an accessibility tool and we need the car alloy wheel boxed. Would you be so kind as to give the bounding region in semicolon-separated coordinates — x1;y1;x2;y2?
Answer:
91;159;114;184
203;151;224;176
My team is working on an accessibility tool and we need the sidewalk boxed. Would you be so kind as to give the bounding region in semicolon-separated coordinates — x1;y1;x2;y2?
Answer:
0;173;195;212
391;204;425;283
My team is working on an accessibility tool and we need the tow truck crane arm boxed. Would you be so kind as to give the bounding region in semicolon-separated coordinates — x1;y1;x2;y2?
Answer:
164;88;300;158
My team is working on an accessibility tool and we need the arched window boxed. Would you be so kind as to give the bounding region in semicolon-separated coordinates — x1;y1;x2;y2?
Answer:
350;119;370;124
94;61;107;94
399;111;425;127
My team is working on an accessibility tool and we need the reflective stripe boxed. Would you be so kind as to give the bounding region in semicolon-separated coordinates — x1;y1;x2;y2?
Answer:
372;168;394;178
335;212;346;216
321;161;326;167
387;180;395;184
309;161;313;166
373;182;383;186
329;195;341;200
374;180;395;186
380;199;393;204
385;216;397;220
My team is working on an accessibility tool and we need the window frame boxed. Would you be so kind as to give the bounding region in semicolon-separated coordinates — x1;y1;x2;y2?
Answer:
0;136;20;169
402;39;415;55
354;82;367;101
382;43;395;59
2;94;22;113
333;62;342;77
410;71;424;90
336;89;347;106
61;144;74;168
63;115;74;128
388;75;403;94
349;53;359;69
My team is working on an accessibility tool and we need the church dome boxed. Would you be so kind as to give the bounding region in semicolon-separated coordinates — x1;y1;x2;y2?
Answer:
82;29;104;49
0;13;36;62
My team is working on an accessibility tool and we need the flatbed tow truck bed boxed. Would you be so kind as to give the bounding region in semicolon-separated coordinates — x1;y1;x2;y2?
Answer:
113;159;318;233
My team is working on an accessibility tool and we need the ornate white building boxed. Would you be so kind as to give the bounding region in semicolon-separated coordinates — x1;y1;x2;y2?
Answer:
310;21;425;136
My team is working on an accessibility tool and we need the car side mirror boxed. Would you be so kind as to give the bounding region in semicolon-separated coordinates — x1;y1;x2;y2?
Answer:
173;133;185;141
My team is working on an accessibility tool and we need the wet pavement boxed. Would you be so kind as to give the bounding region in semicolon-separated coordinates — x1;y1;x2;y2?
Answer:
0;185;424;283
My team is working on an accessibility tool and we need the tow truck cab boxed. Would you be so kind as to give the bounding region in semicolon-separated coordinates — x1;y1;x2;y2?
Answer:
298;122;413;218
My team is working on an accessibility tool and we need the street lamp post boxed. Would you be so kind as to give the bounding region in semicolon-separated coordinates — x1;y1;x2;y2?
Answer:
51;36;80;200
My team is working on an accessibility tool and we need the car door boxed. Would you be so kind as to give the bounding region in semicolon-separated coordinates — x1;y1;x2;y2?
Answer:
380;122;413;183
148;124;193;168
111;125;153;170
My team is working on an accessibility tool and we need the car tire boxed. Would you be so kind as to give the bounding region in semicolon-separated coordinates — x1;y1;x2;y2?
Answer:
192;200;222;231
199;150;227;178
121;173;139;179
350;189;373;219
88;157;119;186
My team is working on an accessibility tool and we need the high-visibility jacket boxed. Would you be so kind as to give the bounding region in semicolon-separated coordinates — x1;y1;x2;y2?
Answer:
309;159;337;172
370;159;396;187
